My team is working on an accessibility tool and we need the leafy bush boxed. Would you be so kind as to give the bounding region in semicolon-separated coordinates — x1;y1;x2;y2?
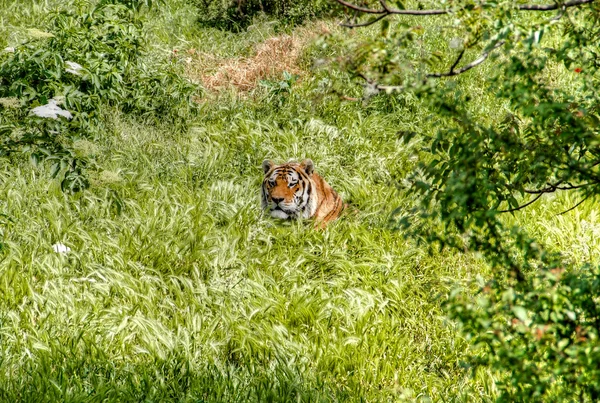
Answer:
0;1;198;190
330;0;600;399
448;266;600;402
193;0;344;31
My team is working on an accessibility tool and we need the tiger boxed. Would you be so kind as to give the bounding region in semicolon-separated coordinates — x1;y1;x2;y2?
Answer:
261;159;343;226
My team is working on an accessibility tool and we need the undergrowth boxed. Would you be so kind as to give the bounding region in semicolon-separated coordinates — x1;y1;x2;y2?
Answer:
0;0;198;191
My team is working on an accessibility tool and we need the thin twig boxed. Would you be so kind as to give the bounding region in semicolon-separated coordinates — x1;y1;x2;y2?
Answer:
356;72;372;83
334;0;596;16
550;7;567;21
519;0;595;11
427;41;506;78
556;196;590;215
449;49;465;73
524;181;564;194
333;0;447;15
499;192;544;213
328;87;362;101
341;14;388;28
358;41;505;93
334;0;386;14
379;0;392;13
524;182;592;194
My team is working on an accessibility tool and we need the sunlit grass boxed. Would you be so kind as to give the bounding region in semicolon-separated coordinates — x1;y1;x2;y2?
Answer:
0;119;488;400
1;0;598;401
0;93;491;400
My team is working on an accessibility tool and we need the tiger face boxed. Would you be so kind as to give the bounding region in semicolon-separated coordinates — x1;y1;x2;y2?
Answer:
261;159;318;220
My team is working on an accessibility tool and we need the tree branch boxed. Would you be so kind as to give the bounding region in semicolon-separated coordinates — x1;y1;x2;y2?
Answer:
341;14;388;28
361;40;505;94
449;49;465;73
524;181;592;194
499;192;544;213
334;0;596;17
501;179;594;214
519;0;595;11
337;0;594;90
427;41;505;78
556;196;590;215
333;0;447;15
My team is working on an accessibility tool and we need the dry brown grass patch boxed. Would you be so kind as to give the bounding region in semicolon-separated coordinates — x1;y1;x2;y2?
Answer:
187;22;333;93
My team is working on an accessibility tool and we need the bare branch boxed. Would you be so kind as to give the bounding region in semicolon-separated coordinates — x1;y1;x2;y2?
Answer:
427;41;506;78
449;49;465;73
328;87;362;101
500;178;594;214
523;186;557;194
524;182;593;194
379;0;392;13
499;192;544;213
341;14;387;28
334;0;386;14
354;41;505;94
549;8;567;21
556;196;590;215
519;0;595;11
356;72;372;83
333;0;596;18
333;0;447;15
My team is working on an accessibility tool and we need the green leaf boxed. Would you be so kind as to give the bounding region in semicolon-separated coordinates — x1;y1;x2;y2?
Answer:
557;339;570;351
512;306;528;322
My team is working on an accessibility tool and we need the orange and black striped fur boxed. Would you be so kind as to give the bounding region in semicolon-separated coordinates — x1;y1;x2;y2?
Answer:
261;159;343;226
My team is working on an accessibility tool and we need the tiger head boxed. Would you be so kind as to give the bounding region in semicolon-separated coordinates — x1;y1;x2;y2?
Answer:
261;159;318;220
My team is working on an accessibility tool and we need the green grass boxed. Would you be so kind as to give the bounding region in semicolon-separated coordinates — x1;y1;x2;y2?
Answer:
0;112;488;401
1;0;599;401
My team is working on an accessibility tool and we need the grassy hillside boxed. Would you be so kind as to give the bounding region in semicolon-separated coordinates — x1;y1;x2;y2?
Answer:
2;0;600;401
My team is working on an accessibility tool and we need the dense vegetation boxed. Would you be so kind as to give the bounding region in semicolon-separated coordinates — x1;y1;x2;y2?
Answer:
333;1;600;400
1;0;599;401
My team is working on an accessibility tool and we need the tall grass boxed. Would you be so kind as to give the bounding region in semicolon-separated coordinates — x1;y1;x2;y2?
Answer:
1;0;598;401
0;111;489;400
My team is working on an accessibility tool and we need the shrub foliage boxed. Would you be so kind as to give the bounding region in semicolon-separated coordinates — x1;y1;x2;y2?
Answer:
332;0;600;400
0;0;197;190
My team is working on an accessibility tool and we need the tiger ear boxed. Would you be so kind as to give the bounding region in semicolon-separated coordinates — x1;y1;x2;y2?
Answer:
262;160;274;174
300;159;314;176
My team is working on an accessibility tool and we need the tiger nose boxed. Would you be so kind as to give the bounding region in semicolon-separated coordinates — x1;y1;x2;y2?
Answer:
272;197;284;204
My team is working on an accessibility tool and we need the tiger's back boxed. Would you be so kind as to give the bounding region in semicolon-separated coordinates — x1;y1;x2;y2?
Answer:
261;159;343;226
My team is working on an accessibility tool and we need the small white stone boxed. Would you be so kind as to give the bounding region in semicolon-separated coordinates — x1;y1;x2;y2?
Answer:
4;47;15;53
52;243;71;254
